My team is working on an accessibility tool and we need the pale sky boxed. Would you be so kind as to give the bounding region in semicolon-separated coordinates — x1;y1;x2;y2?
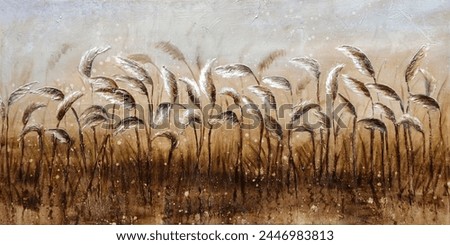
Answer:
0;0;448;87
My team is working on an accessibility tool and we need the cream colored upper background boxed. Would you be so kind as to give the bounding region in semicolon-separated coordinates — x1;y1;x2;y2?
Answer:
0;0;448;91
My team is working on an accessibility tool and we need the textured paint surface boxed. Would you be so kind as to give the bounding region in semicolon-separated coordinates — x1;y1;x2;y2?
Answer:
0;0;448;84
0;0;448;225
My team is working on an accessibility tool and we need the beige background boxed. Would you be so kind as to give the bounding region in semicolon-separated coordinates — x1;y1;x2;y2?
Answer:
0;0;448;92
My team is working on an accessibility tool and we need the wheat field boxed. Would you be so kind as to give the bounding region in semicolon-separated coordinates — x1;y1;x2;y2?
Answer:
0;42;448;224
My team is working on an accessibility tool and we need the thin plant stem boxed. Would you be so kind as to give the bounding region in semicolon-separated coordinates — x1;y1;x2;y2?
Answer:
351;116;358;183
70;107;87;173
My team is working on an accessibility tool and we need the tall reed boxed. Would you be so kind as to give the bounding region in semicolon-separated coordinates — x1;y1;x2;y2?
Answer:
199;59;216;176
325;64;344;179
18;124;44;195
3;81;38;199
152;130;179;182
18;102;46;180
396;114;425;200
290;57;321;103
357;118;387;184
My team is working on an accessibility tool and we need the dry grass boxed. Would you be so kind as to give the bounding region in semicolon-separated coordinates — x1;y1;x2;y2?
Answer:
0;43;448;224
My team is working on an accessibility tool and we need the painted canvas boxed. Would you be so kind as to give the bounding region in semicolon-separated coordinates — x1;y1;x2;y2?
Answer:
0;0;448;224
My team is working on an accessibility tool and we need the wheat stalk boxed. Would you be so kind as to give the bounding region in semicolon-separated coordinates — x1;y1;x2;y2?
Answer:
263;114;282;180
47;128;72;144
264;114;283;139
114;75;148;96
79;105;108;121
358;118;387;133
152;130;179;182
373;102;396;123
179;77;201;109
198;58;217;175
31;86;68;188
293;123;316;178
53;91;87;173
152;102;172;128
358;118;386;186
114;116;144;135
31;87;65;101
115;56;154;85
80;102;110;196
221;89;247;191
325;64;345;102
0;96;5;121
179;109;202;127
314;111;331;180
290;57;321;103
178;77;201;169
56;91;84;121
337;93;358;180
342;75;371;98
220;87;244;178
337;45;376;82
248;85;277;117
396;114;424;134
22;102;46;126
3;81;38;196
259;76;294;180
115;69;153;169
210;110;243;198
409;94;440;191
46;127;73;217
92;84;121;176
374;102;397;187
291;100;321;124
289;100;320;185
155;41;186;61
81;112;108;163
338;93;356;117
262;76;293;102
114;73;153;177
342;74;374;116
18;124;44;191
208;111;240;126
80;105;109;162
220;87;241;105
325;64;344;179
366;83;404;112
409;94;440;111
95;87;136;110
215;63;260;85
257;49;285;74
405;45;429;116
419;68;436;97
0;96;4;178
115;55;155;166
199;58;217;105
179;109;202;166
7;81;39;106
405;45;429;84
262;76;292;92
88;76;118;91
17;102;46;180
396;113;425;198
114;115;145;165
78;46;110;79
81;113;108;130
155;41;195;78
160;66;179;104
240;95;265;177
362;82;400;185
